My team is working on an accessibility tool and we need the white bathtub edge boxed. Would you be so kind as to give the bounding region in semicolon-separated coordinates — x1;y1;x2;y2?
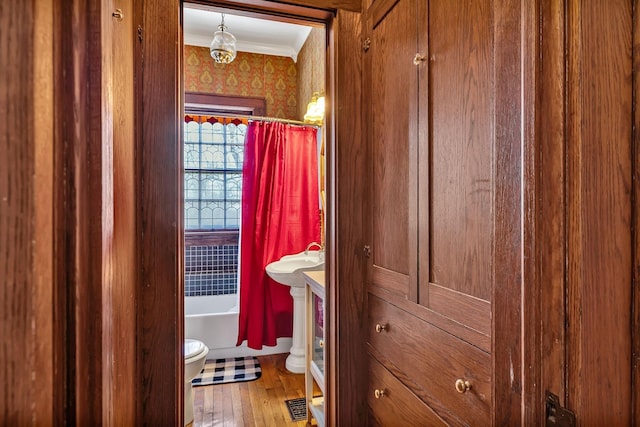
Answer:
204;337;292;360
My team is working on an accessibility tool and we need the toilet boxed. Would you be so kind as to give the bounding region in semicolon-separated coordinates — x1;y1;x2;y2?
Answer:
184;339;209;426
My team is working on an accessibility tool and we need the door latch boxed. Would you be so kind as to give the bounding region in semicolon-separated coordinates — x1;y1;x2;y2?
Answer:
545;391;576;427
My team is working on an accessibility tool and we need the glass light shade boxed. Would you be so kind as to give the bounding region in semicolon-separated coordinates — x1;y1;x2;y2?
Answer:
210;25;237;64
304;94;325;125
316;96;325;114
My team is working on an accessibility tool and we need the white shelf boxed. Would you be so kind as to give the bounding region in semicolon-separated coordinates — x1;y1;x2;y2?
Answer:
309;397;325;427
310;360;325;392
304;271;326;427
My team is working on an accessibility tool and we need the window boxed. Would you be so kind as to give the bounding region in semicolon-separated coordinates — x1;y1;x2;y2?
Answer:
183;115;248;230
183;94;265;296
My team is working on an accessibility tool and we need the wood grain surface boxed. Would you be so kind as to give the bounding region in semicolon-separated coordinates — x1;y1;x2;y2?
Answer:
55;0;110;422
110;0;137;423
428;0;493;302
491;0;525;424
135;0;184;424
4;0;639;424
565;1;633;424
369;0;413;284
193;354;309;427
329;8;368;426
1;1;54;424
633;0;640;422
536;0;568;423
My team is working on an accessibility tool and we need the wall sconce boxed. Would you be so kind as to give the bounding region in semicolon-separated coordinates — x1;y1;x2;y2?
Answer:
210;13;237;64
304;92;325;125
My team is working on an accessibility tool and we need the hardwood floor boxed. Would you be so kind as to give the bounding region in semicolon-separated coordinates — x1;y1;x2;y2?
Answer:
192;353;310;426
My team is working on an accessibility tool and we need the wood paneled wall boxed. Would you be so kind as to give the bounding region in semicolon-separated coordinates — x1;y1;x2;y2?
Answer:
492;1;526;423
134;0;184;424
634;1;640;422
327;8;367;426
534;0;637;424
54;0;139;423
2;0;139;423
32;2;56;423
55;0;110;423
565;1;633;423
110;0;137;424
203;0;361;13
4;0;639;424
1;1;55;424
534;1;567;424
284;0;360;12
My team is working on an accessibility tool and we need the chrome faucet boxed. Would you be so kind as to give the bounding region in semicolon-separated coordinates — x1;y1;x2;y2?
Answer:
305;241;323;255
305;242;324;261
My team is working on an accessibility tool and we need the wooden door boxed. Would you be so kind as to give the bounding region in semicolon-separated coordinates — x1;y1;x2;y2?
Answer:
368;0;419;302
417;0;493;351
368;0;493;346
366;0;526;425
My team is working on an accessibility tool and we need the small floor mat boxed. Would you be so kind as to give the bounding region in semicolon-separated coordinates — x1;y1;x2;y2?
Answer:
285;397;307;422
192;356;261;386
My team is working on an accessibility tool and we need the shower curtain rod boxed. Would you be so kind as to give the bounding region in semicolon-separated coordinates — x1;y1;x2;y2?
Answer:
212;112;317;127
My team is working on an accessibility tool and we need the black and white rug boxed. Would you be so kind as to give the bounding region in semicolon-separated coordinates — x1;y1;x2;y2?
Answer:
192;356;262;386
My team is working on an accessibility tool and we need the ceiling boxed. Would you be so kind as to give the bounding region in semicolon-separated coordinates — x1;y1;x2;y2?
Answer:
183;4;313;62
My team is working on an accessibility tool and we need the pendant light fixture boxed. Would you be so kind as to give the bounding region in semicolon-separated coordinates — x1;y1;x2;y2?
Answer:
210;13;237;64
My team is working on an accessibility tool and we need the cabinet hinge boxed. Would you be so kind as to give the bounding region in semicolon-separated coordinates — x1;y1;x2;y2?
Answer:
545;391;576;427
363;245;371;258
137;25;143;42
362;37;371;52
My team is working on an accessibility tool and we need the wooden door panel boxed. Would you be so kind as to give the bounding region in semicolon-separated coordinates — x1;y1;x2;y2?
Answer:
369;0;418;298
425;282;491;336
564;1;633;423
419;0;493;311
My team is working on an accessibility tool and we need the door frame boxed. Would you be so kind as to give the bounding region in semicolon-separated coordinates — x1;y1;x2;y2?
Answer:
135;0;367;424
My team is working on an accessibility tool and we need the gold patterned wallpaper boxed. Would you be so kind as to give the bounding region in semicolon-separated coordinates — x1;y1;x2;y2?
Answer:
296;27;327;245
184;46;298;120
184;27;325;122
296;28;326;120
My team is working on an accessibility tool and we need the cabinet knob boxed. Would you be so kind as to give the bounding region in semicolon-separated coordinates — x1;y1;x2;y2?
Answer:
413;53;426;65
374;389;386;399
455;379;471;394
318;339;324;348
112;8;124;21
375;323;387;333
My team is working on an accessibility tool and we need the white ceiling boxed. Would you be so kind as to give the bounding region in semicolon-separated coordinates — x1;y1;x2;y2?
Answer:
183;4;312;62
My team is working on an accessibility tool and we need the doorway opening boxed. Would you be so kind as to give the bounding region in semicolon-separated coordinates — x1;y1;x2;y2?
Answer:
181;2;329;424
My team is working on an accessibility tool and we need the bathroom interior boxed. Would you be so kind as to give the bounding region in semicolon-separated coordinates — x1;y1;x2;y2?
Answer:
181;3;327;426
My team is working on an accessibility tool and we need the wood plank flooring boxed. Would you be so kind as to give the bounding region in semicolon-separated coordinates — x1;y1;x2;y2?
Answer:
192;353;310;427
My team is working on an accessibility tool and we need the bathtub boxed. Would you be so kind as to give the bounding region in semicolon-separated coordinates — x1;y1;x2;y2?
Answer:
184;294;292;359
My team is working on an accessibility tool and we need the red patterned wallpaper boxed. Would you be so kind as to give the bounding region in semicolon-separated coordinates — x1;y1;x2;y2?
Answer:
184;45;298;120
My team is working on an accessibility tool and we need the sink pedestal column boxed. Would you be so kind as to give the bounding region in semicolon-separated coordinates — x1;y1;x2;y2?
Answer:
285;286;306;373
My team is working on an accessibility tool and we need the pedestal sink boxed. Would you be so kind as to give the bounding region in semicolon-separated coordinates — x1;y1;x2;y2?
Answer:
266;250;324;373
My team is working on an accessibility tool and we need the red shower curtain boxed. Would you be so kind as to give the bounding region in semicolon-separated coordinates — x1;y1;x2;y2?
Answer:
237;121;321;349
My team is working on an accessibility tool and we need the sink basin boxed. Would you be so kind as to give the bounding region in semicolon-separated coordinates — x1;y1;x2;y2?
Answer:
266;250;325;373
266;250;324;287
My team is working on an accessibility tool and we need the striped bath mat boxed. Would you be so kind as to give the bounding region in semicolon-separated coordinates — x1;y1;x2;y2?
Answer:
192;356;262;386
